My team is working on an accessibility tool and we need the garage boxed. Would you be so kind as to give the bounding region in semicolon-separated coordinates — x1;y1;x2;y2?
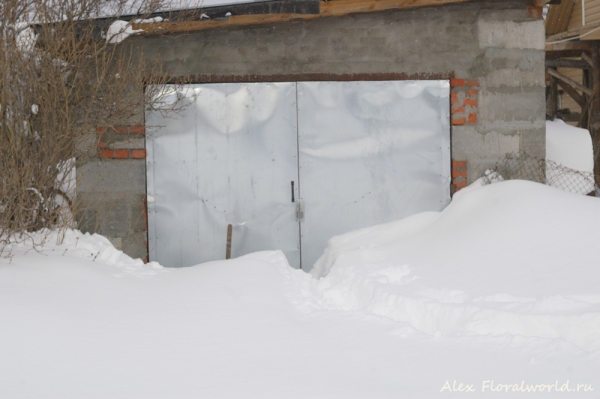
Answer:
146;80;450;269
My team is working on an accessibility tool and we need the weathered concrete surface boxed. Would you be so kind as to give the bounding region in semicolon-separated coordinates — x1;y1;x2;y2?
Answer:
78;0;546;261
77;160;148;260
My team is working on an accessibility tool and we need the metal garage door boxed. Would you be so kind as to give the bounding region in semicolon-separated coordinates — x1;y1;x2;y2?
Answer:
297;81;451;268
146;81;450;270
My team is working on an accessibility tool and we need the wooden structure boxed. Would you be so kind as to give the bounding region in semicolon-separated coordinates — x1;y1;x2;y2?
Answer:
132;0;547;33
546;2;600;183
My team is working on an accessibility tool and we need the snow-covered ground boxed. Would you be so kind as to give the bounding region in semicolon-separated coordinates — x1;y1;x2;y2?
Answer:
1;180;599;398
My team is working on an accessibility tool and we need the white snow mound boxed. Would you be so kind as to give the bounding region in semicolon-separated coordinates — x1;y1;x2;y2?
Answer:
546;119;593;173
2;228;163;277
305;181;600;352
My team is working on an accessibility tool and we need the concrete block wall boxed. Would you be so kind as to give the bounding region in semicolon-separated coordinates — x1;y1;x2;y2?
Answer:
76;126;148;260
452;7;546;182
77;0;546;260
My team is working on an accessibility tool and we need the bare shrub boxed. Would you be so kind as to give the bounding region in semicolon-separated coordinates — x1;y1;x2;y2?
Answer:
0;0;188;250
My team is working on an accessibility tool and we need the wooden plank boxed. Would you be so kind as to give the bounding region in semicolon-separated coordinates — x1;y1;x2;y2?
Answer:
578;96;593;128
546;21;600;42
225;224;233;259
320;0;468;16
546;41;592;52
545;1;575;35
545;59;589;69
134;13;320;34
547;67;594;96
557;79;585;107
593;44;600;115
548;75;558;118
582;51;594;67
135;0;472;34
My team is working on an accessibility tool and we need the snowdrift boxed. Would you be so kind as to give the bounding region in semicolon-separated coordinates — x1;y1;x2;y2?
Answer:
308;181;600;351
1;180;599;398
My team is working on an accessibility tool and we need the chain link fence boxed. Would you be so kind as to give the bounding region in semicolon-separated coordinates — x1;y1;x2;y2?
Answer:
481;153;598;196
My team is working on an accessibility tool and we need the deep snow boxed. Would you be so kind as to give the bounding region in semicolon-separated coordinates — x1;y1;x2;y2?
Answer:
1;181;599;398
546;119;593;173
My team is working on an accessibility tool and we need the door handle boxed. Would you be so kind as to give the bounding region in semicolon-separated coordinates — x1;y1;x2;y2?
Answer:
291;181;295;203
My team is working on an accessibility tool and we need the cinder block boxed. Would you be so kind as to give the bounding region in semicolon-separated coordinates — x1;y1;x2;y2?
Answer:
123;232;149;261
520;127;546;159
478;89;545;124
478;20;544;50
467;159;499;184
99;198;131;236
452;126;520;159
483;67;545;87
76;208;98;233
77;160;146;194
130;194;148;233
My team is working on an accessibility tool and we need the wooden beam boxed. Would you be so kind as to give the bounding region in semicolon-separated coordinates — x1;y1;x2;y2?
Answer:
545;1;575;36
593;44;600;116
546;21;600;42
557;79;585;107
578;96;593;128
135;0;472;34
134;13;318;34
546;41;592;53
320;0;468;16
547;68;594;96
545;59;589;69
582;52;594;68
548;75;558;118
533;0;550;6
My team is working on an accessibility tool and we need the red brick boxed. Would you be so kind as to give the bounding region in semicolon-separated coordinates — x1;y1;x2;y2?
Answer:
454;181;468;188
113;127;129;134
451;106;465;114
452;170;467;179
463;98;478;107
467;89;478;97
452;160;467;168
113;149;130;159
450;91;459;105
129;126;146;134
526;5;543;19
468;113;478;124
131;149;147;159
450;78;465;87
99;150;113;158
466;79;480;87
452;117;466;125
